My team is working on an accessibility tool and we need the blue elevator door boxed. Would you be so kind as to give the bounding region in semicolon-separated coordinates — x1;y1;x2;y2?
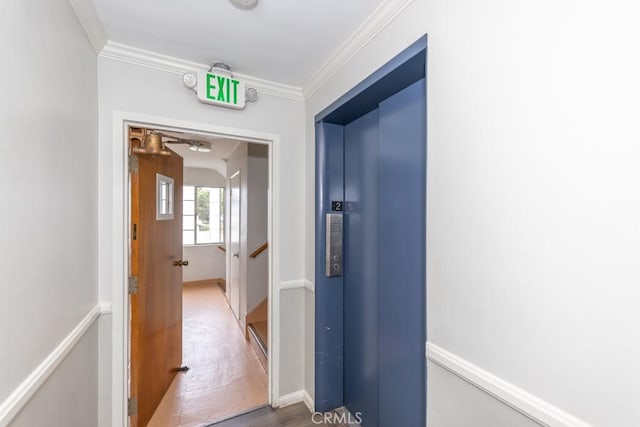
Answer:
343;78;426;427
377;78;426;426
344;108;380;427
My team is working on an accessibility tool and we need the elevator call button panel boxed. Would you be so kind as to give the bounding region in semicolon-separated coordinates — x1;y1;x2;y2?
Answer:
326;213;343;277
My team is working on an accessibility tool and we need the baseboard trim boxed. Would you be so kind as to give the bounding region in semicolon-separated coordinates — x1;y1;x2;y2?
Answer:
278;390;306;408
303;390;314;413
183;278;224;287
0;304;101;426
426;342;592;427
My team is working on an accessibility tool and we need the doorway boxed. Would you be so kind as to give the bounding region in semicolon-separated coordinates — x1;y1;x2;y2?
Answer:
314;37;427;426
229;170;241;319
110;115;279;427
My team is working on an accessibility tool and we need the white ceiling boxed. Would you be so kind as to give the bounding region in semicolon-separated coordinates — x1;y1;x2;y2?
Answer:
160;130;241;174
91;0;386;87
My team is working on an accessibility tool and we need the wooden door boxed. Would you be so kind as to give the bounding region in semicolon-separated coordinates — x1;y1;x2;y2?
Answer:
130;147;184;426
229;171;241;318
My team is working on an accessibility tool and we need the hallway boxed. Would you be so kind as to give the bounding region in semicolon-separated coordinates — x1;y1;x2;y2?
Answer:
5;0;640;426
147;283;267;427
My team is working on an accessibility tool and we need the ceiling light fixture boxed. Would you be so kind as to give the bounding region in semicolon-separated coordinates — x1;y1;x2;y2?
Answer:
182;73;197;91
188;141;212;153
158;133;212;153
229;0;258;10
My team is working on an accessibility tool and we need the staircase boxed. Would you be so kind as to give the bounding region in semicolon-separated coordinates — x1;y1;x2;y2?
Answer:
245;298;268;371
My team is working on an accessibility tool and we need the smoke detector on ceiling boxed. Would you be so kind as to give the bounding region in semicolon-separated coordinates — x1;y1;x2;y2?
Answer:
229;0;258;10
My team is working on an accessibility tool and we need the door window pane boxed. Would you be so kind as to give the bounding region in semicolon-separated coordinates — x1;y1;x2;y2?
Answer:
156;174;174;220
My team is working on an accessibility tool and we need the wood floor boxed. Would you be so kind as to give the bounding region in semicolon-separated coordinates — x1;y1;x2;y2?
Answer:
147;283;267;427
207;403;353;427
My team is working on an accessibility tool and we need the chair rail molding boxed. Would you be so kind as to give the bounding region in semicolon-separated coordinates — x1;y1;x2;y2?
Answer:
279;279;314;293
425;342;592;427
0;304;101;427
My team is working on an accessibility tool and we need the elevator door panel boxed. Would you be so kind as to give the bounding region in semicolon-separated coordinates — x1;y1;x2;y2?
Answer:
377;78;426;426
343;79;426;426
343;108;380;427
316;37;427;427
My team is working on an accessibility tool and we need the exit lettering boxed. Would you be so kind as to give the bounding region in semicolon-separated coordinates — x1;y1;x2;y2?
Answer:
206;74;240;105
195;70;246;109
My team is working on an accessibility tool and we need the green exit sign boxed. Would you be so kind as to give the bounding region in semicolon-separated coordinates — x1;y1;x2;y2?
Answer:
196;71;246;109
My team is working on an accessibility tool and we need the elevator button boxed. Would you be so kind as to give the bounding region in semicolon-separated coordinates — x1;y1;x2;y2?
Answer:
326;213;343;277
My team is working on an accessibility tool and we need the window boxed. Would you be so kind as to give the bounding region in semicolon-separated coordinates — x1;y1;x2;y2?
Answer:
156;174;174;220
183;186;224;245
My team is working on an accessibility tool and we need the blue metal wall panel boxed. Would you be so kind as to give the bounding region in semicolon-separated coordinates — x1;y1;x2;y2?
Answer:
316;36;427;124
314;121;345;412
343;109;380;427
377;78;427;427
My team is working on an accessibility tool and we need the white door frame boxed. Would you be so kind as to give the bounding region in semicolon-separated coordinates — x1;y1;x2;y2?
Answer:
227;169;241;318
110;111;280;426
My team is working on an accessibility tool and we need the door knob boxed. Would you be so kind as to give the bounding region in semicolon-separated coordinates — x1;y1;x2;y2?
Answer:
233;252;240;258
173;260;189;266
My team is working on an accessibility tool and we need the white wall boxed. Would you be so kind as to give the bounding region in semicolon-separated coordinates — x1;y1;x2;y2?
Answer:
0;0;99;424
280;288;306;395
182;245;226;282
304;287;315;403
226;143;269;320
182;167;226;283
10;324;99;427
184;166;226;187
305;0;640;425
97;314;112;427
246;144;269;312
97;57;307;407
427;362;542;427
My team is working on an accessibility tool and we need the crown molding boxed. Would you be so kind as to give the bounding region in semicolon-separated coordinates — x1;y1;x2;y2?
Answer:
67;0;107;54
99;41;304;102
302;0;415;100
233;71;305;102
70;0;412;101
99;41;208;74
